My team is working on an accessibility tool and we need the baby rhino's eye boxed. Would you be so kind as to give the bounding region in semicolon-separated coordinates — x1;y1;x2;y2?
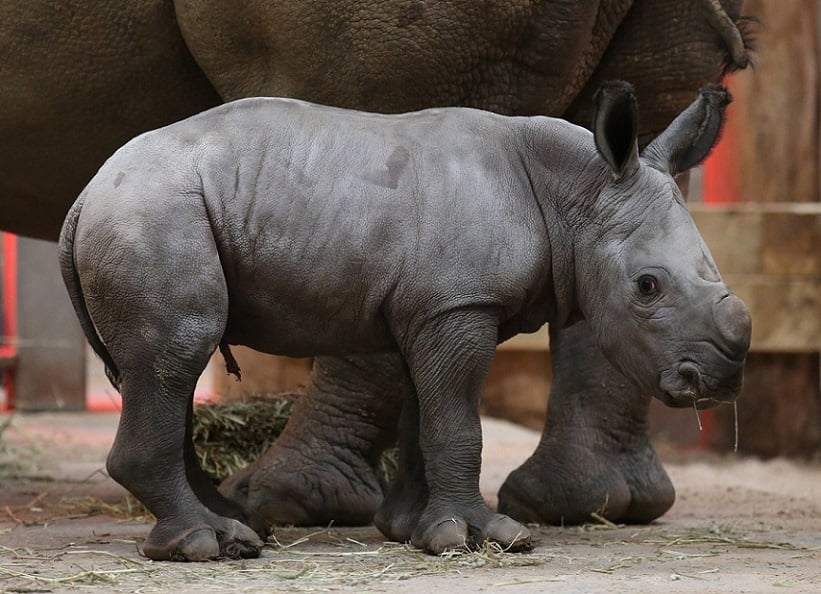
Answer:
637;274;659;296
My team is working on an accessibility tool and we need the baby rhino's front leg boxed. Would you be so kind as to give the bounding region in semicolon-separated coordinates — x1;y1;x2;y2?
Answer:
396;309;532;553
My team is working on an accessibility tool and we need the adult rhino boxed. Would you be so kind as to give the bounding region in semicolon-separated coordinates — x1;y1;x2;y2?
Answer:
2;1;753;529
60;82;751;561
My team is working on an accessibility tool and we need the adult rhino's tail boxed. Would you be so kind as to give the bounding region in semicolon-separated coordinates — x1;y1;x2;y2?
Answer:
57;194;121;391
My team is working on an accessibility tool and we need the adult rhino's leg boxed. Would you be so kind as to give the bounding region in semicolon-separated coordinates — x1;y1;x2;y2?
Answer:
497;322;675;524
219;354;405;527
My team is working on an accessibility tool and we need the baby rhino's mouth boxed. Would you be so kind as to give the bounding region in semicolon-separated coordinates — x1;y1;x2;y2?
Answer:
658;361;742;409
658;391;719;409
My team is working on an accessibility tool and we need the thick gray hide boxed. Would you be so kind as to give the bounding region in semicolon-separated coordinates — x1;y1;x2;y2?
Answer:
59;83;751;560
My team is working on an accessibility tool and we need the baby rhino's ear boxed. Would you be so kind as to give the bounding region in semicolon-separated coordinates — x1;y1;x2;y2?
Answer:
592;81;640;181
642;84;732;177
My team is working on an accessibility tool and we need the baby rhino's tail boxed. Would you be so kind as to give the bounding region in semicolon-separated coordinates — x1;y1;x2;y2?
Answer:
57;193;121;390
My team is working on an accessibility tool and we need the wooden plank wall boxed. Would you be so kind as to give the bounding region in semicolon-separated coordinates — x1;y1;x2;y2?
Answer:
730;0;818;206
700;0;820;457
692;204;819;353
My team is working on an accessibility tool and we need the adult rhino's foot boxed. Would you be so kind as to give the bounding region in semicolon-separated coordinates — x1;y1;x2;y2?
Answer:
220;447;384;527
141;515;263;562
221;354;404;527
498;435;674;525
497;322;675;526
412;507;532;555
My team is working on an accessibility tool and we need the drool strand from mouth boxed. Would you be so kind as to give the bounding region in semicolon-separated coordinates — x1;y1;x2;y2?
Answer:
693;401;703;431
733;401;739;453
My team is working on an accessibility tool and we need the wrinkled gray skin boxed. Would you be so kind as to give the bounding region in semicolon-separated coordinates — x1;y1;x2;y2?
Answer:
3;0;752;544
2;0;751;240
59;83;751;561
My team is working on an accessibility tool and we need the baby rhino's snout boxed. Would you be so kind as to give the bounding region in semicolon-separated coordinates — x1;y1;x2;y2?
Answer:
659;293;752;409
696;293;752;405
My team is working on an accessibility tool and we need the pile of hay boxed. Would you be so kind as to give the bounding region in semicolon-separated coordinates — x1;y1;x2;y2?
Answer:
192;393;398;485
192;393;299;482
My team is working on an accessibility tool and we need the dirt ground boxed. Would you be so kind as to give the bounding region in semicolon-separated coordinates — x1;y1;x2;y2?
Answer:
0;412;819;593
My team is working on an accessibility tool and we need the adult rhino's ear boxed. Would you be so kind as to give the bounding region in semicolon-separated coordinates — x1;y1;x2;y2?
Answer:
642;85;732;177
592;81;640;181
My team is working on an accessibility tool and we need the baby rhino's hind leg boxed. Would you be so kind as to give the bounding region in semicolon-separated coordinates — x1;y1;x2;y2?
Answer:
183;396;271;539
82;221;262;561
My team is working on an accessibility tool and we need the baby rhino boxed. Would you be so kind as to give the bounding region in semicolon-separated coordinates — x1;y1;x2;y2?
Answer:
59;82;750;562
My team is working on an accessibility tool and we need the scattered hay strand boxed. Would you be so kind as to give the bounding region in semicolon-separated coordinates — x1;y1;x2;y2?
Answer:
0;523;816;591
2;493;154;527
589;512;620;529
646;525;810;552
0;531;556;592
0;564;142;586
56;495;153;523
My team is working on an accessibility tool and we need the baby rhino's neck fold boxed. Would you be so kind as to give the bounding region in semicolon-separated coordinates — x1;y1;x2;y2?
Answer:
516;118;608;329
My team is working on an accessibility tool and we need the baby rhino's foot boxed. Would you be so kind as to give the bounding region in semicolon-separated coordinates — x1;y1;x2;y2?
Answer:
373;473;428;543
481;514;533;551
142;516;263;562
411;510;531;555
374;503;422;544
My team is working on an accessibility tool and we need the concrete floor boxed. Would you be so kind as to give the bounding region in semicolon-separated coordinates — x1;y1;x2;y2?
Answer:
1;411;819;592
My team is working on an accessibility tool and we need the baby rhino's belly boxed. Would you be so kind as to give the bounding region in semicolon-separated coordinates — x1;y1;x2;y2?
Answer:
222;293;397;358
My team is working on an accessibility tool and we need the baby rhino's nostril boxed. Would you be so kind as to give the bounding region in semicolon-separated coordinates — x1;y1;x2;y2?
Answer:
678;362;700;392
